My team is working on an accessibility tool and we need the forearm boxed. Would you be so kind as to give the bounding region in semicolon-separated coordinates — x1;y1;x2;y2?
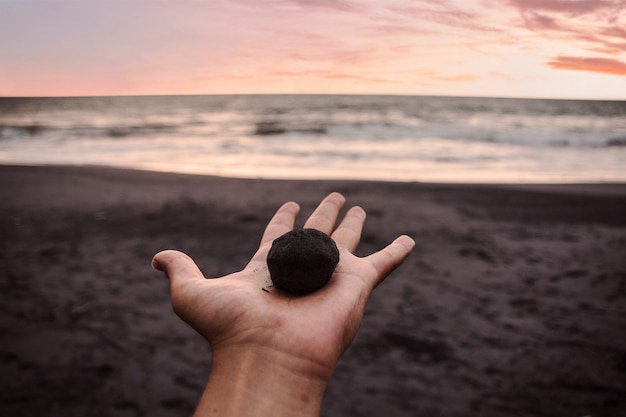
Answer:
193;344;330;417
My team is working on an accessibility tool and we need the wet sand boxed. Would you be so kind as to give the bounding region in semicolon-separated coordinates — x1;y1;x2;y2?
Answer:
1;164;625;417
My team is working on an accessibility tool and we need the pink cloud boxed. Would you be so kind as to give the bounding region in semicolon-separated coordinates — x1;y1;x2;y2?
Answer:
522;12;563;31
506;0;613;15
405;69;482;83
547;56;626;75
198;66;397;86
436;74;481;82
428;72;481;82
232;0;362;13
504;0;626;55
265;68;394;84
388;3;503;33
578;33;626;54
602;25;626;39
289;0;361;12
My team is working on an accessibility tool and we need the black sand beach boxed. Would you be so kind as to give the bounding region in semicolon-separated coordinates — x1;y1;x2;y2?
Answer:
1;165;625;416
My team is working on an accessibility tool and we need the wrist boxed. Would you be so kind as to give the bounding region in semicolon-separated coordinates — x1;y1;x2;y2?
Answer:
193;343;331;417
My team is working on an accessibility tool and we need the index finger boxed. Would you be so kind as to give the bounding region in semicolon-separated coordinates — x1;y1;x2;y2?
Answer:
259;201;300;247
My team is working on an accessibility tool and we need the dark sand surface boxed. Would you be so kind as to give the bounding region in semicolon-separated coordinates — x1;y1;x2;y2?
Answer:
1;165;625;417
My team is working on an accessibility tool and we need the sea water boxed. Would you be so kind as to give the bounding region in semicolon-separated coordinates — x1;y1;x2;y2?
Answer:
1;95;624;183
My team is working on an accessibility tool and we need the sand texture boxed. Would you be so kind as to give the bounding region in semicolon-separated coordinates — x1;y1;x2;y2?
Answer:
1;165;625;417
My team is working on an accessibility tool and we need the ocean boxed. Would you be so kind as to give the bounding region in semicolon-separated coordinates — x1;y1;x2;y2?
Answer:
1;95;625;183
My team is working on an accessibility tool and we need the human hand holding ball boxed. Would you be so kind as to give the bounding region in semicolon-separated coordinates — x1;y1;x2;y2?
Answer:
152;192;414;417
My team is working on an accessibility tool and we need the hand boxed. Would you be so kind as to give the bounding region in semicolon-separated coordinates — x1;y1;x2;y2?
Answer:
152;192;414;417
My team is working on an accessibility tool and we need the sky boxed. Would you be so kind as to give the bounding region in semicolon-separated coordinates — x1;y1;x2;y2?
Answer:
1;0;625;99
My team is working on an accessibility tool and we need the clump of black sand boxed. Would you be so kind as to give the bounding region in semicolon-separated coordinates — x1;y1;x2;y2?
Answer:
267;229;340;295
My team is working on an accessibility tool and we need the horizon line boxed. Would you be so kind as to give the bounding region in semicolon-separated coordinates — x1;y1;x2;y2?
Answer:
1;92;625;102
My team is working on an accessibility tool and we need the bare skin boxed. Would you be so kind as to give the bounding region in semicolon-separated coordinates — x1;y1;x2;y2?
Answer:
152;192;415;417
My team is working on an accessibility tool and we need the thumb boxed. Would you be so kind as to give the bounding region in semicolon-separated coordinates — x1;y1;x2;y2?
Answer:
152;250;205;285
365;235;415;288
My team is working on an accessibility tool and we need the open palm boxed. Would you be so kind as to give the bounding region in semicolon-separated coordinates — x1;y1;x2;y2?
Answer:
152;192;414;400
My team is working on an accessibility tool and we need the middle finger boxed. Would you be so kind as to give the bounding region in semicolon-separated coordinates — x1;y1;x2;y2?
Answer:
303;192;346;234
330;205;366;252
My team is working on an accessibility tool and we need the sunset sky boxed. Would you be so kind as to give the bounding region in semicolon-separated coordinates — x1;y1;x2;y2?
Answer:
1;0;625;99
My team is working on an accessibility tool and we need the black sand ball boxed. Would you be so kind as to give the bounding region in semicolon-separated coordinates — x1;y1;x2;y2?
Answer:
267;228;340;295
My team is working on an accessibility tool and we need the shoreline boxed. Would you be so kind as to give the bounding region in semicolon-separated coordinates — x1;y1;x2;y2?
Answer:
1;164;625;416
3;159;626;187
4;161;626;189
